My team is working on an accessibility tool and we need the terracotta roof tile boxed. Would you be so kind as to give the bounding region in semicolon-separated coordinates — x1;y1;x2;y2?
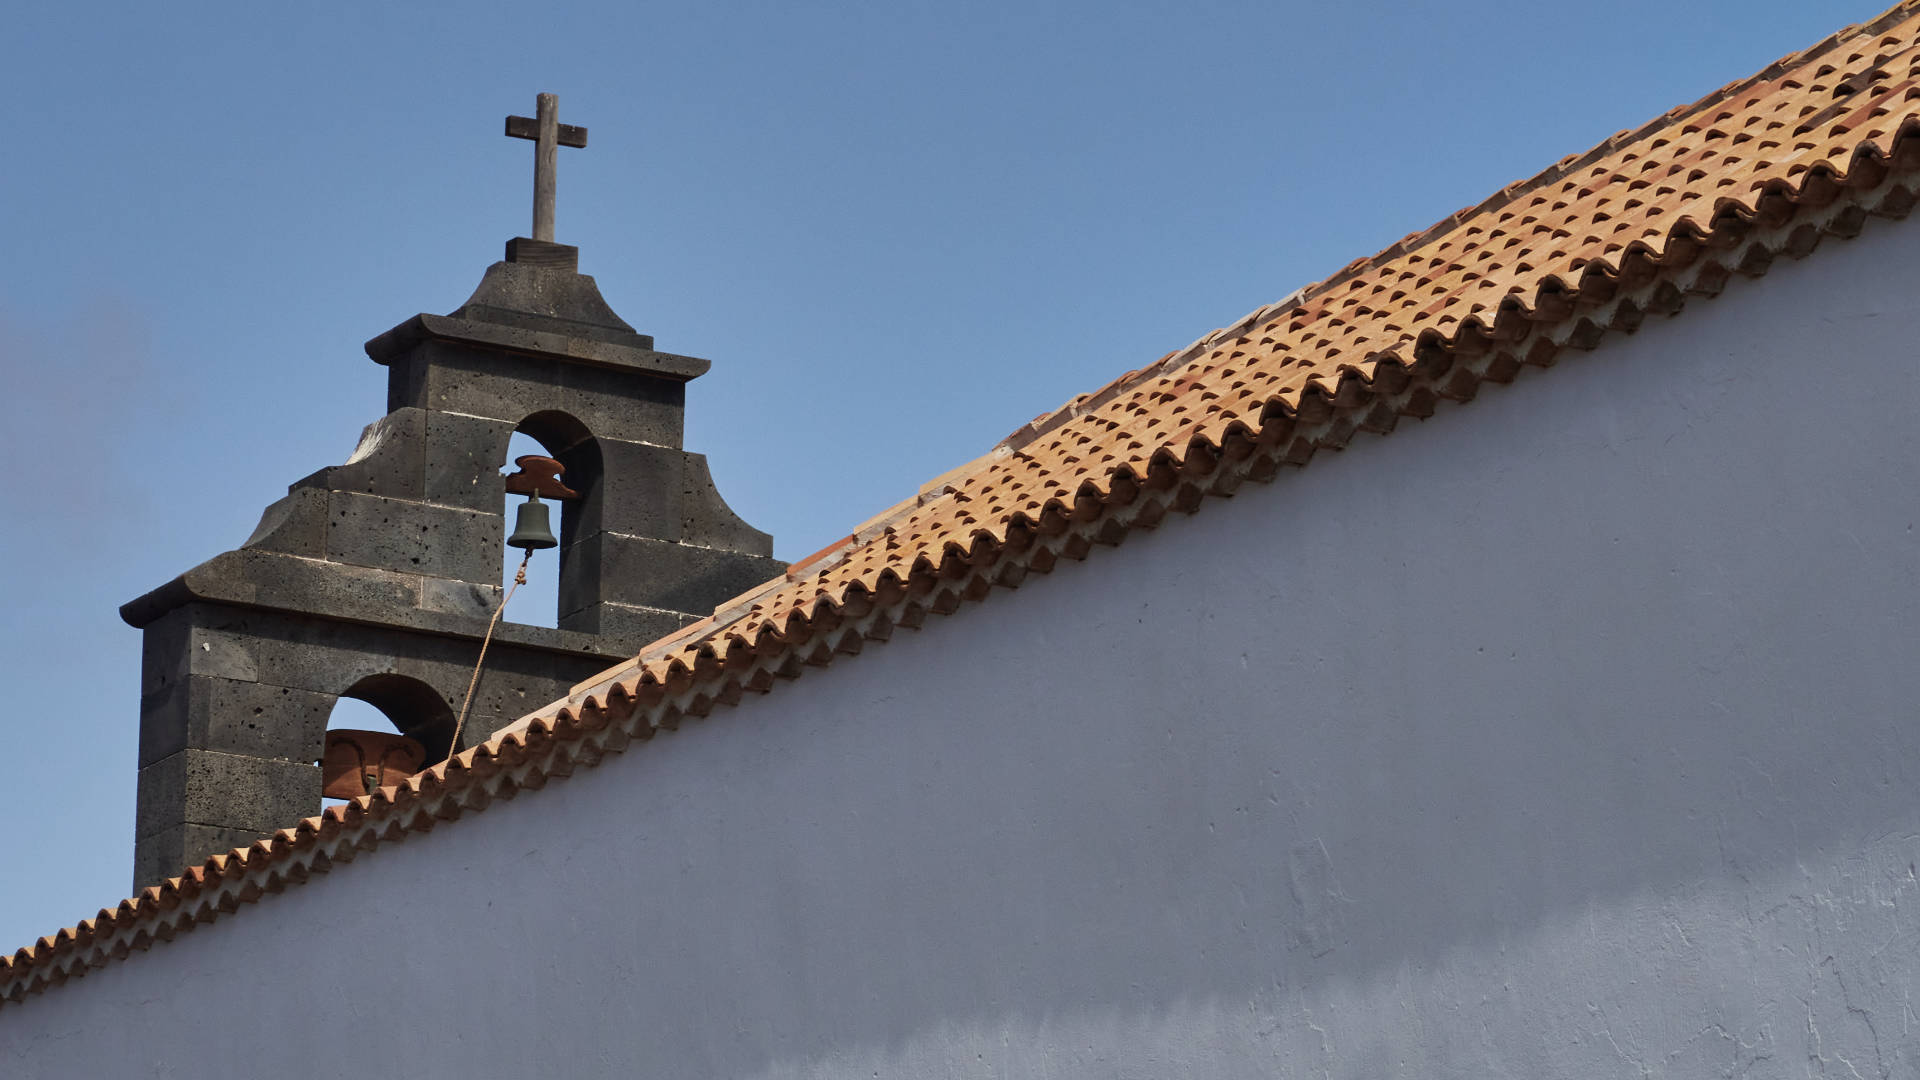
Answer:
11;1;1920;1008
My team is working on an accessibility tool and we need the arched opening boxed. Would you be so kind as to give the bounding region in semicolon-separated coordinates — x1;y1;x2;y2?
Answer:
501;410;601;630
342;674;459;760
321;674;459;806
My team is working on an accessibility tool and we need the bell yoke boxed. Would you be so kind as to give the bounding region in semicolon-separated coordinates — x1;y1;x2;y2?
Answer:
503;454;578;551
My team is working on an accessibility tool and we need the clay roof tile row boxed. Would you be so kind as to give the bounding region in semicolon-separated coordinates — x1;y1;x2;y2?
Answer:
10;0;1920;1009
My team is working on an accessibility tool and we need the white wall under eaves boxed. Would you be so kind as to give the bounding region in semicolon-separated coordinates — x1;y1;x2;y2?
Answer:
6;220;1920;1078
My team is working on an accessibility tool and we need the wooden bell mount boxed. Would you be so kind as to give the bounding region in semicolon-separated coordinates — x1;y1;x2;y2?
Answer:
503;455;580;500
321;729;428;799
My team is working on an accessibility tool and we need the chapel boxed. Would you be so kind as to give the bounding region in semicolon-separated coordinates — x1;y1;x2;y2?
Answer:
6;9;1920;1076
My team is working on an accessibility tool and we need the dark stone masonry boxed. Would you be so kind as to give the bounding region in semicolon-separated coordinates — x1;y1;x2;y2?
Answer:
121;234;784;888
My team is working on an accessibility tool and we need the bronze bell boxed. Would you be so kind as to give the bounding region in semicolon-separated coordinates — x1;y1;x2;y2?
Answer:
507;493;559;551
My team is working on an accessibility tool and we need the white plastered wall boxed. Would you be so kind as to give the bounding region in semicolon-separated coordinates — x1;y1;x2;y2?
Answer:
5;219;1920;1079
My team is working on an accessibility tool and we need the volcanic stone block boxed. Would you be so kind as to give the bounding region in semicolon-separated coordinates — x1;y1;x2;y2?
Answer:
141;607;290;698
139;676;333;768
409;344;555;425
461;661;570;735
574;438;687;542
420;576;501;621
215;550;423;623
562;532;784;618
553;359;689;447
423;410;516;512
562;440;773;554
133;824;267;893
171;607;412;698
184;624;263;686
558;599;695;643
141;602;605;718
137;749;320;839
402;342;687;448
678;452;776;552
324;490;501;582
317;408;429;500
385;343;430;415
241;486;330;558
138;608;193;698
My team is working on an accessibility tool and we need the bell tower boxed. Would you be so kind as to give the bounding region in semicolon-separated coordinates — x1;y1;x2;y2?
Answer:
122;95;784;888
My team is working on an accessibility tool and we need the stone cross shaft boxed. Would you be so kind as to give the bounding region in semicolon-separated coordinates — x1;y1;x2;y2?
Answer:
505;93;588;243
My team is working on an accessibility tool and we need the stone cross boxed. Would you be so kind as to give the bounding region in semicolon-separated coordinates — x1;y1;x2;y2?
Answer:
505;93;588;243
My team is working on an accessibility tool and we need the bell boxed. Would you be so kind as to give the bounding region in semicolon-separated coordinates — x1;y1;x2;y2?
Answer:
507;493;559;551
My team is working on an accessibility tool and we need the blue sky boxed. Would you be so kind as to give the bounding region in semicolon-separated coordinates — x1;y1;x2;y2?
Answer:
1;0;1867;948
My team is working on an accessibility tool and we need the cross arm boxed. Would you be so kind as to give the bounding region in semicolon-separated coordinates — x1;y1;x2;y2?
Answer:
505;115;588;148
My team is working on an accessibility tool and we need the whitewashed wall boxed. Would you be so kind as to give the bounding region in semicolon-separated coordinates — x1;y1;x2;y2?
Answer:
6;220;1920;1078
